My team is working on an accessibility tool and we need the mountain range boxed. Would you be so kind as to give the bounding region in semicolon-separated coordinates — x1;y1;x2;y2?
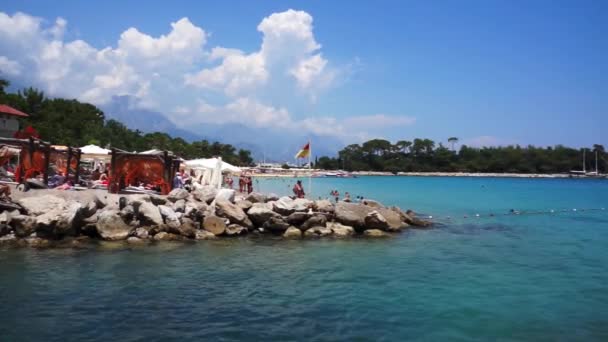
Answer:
102;96;342;162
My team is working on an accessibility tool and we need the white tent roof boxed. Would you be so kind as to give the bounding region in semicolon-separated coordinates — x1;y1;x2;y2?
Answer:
80;144;111;155
185;158;241;173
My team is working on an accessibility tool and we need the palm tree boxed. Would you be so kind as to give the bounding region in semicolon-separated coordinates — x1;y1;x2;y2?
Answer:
448;137;459;151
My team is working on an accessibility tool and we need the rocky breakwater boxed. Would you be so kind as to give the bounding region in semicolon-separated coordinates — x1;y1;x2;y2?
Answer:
0;187;432;247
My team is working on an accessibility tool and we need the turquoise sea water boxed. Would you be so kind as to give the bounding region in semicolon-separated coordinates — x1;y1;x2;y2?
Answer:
1;176;608;341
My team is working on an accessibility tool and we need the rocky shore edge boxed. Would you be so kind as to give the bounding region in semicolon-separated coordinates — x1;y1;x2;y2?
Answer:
0;187;432;248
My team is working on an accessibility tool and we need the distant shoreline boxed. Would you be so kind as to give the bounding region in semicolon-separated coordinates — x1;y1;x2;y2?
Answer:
250;170;606;179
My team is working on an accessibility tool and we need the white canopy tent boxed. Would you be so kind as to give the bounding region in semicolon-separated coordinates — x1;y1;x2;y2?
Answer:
184;158;241;173
185;157;241;189
80;144;111;156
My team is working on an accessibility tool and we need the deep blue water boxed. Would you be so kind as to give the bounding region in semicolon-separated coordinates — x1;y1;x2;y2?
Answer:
1;176;608;341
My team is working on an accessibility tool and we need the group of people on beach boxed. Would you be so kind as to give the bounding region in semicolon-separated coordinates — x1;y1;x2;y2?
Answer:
237;174;253;194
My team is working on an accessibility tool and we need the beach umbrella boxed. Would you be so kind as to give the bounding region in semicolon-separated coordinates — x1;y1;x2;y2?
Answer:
80;144;111;155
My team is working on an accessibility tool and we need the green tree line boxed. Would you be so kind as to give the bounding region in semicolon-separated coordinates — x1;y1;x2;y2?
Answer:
315;138;607;174
0;79;253;166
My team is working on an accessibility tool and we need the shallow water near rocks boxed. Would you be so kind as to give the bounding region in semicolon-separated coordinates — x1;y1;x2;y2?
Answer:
1;176;608;341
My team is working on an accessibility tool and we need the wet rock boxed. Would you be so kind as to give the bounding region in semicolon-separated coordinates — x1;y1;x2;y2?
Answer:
173;217;197;238
127;236;146;244
167;188;189;202
137;201;163;226
216;200;253;229
283;226;302;239
247;203;281;226
334;202;374;231
286;212;309;226
17;195;66;216
96;210;133;240
195;230;217;240
214;189;236;203
300;215;327;231
0;232;16;244
273;197;296;215
0;223;10;237
153;232;184;241
314;199;335;213
328;222;355;237
203;216;227;235
134;227;149;239
246;192;266;203
389;206;415;225
304;226;333;238
363;229;389;238
225;224;248;236
25;236;51;248
364;211;389;231
263;216;290;233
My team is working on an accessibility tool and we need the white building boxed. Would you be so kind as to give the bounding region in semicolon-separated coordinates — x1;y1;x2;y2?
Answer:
0;105;29;138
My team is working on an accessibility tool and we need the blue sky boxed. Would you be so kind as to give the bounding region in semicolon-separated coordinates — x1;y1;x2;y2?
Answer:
1;0;606;150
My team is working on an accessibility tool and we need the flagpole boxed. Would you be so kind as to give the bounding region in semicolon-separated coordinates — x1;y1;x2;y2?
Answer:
308;140;312;199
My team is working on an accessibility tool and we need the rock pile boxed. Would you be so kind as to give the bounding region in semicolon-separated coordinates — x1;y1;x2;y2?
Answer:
0;187;432;247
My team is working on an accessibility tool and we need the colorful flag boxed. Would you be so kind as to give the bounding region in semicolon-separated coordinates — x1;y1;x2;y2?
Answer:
295;142;310;159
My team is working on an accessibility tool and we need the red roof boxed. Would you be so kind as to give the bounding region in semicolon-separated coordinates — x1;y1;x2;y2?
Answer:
0;104;29;118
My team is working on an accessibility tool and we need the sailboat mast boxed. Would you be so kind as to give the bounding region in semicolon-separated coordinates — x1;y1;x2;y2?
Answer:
583;149;586;173
596;150;599;173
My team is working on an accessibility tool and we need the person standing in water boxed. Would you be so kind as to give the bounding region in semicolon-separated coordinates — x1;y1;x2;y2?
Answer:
293;180;305;198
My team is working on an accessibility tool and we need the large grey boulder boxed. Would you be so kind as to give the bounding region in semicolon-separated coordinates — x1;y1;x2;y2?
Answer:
225;224;248;236
96;210;133;240
203;216;227;236
149;194;167;206
283;226;302;239
328;222;355;237
263;216;290;233
173;199;186;213
172;217;197;238
334;202;374;231
364;210;389;231
273;197;295;215
153;232;184;241
158;205;181;230
293;198;313;212
192;186;218;204
214;189;236;203
247;203;281;226
361;199;384;209
127;194;151;207
286;212;309;226
35;201;84;237
0;211;11;226
17;195;66;216
216;200;253;229
236;200;253;212
167;188;189;202
377;208;408;231
138;201;163;226
314;199;335;213
245;192;266;203
300;215;327;231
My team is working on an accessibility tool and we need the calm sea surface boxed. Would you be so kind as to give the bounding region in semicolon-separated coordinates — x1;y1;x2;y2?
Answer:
1;176;607;341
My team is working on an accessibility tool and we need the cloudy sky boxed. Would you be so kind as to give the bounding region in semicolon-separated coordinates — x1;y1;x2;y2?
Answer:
0;0;606;152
